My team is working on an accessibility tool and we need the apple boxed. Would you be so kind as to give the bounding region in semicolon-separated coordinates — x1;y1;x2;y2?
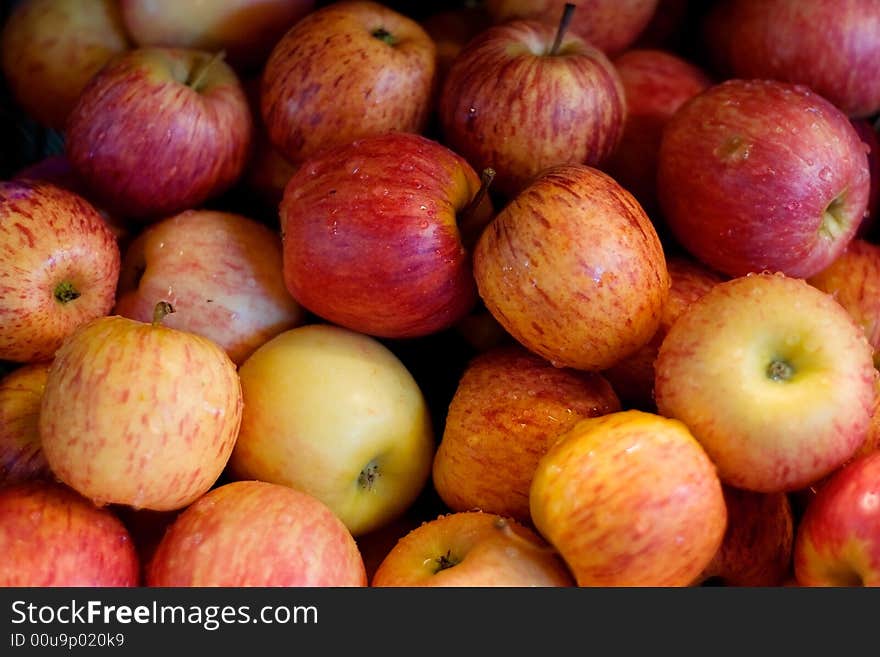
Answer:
0;481;140;586
371;511;575;587
65;47;254;222
654;273;877;493
529;409;727;586
0;0;130;129
474;163;669;371
39;302;243;511
0;362;52;485
147;480;367;586
227;323;435;537
793;451;880;586
260;0;436;167
438;8;626;199
452;304;512;354
602;48;711;222
432;343;621;523
702;0;880;118
657;79;871;279
696;486;794;587
113;209;304;366
420;5;491;92
280;131;493;339
0;180;120;363
484;0;660;57
851;119;880;239
633;0;690;50
603;255;726;411
808;239;880;366
120;0;315;72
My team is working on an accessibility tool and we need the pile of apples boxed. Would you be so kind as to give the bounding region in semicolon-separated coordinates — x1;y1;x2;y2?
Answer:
1;0;880;588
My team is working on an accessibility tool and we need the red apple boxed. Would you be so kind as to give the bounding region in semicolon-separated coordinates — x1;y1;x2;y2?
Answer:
261;0;436;167
39;303;243;511
432;343;621;523
655;273;877;493
474;164;669;371
603;48;711;222
147;480;367;586
438;13;626;199
794;451;880;586
421;6;491;91
280;132;493;339
851;119;880;239
529;410;727;586
697;486;794;587
603;255;726;411
657;79;871;278
485;0;660;57
371;511;575;587
0;362;52;485
0;0;130;129
120;0;316;71
0;481;140;587
703;0;880;118
114;209;304;366
66;47;254;222
0;180;120;363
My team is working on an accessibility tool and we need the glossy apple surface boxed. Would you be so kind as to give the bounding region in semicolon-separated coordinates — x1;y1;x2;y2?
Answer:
474;164;669;371
530;410;727;586
0;481;140;586
39;307;243;511
0;180;120;363
371;511;575;587
658;79;870;278
0;362;52;485
228;324;435;537
147;480;367;586
114;209;304;365
655;273;876;493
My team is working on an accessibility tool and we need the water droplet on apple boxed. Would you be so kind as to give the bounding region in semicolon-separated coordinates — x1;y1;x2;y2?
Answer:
158;242;166;249
419;204;428;211
818;167;833;182
400;162;414;173
419;220;429;229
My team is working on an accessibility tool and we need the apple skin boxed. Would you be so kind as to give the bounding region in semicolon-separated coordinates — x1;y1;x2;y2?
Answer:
39;310;243;512
432;343;621;523
0;481;140;587
657;79;871;279
0;180;120;363
147;480;367;587
0;362;52;485
529;410;727;587
120;0;315;71
66;47;254;222
0;0;130;130
280;132;492;339
474;164;669;372
603;48;711;222
696;486;794;587
485;0;660;57
851;119;880;239
702;0;880;118
114;209;304;366
808;239;880;366
421;6;491;92
228;323;435;537
603;255;726;411
438;19;626;199
793;451;880;586
654;273;877;493
371;511;575;587
261;0;435;167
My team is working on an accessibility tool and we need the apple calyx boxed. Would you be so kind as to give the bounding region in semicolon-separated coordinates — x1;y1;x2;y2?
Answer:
549;3;577;57
766;358;794;382
820;194;849;240
152;301;175;326
459;167;496;250
357;460;380;491
186;50;226;92
433;549;460;573
53;281;81;305
371;27;397;46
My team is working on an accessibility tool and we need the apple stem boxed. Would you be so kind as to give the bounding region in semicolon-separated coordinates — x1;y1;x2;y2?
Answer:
549;3;577;56
459;167;496;250
187;50;226;91
152;301;175;326
493;518;559;556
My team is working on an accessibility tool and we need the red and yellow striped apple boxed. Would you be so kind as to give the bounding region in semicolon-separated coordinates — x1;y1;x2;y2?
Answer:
0;362;52;485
